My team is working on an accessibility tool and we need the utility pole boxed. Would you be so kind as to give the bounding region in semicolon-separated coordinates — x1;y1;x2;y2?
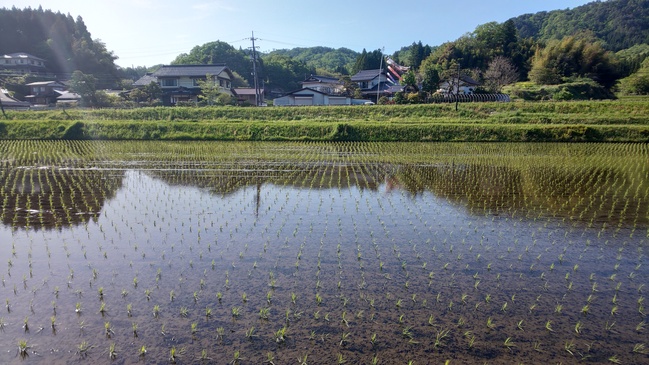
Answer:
455;62;461;111
249;31;261;106
377;47;384;104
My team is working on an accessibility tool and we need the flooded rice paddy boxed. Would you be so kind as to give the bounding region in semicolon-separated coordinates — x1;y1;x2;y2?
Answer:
0;141;648;364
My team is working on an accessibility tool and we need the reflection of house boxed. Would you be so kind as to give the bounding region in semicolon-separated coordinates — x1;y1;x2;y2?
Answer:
438;75;480;95
233;88;263;105
134;64;235;106
351;69;399;102
25;81;66;105
1;52;47;75
273;88;352;106
301;75;343;95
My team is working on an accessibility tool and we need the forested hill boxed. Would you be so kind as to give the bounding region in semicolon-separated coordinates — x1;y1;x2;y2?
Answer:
263;47;358;75
0;6;119;86
512;0;649;51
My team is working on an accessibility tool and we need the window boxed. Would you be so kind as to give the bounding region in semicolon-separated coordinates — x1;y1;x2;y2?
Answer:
192;78;202;86
161;78;177;87
219;79;224;87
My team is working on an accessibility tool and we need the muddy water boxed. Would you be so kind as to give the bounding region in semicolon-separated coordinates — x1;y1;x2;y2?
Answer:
0;141;647;364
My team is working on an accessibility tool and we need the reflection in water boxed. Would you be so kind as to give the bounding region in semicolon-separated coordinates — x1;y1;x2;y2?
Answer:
0;166;123;229
1;141;647;230
0;141;647;364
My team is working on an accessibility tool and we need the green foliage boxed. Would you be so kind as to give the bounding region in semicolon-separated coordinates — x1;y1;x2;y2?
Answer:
263;47;358;75
616;44;649;76
352;49;383;75
512;0;649;52
171;41;251;85
617;57;649;95
262;54;313;92
3;101;649;142
528;35;619;88
503;79;616;101
196;74;223;106
69;70;98;106
392;41;433;70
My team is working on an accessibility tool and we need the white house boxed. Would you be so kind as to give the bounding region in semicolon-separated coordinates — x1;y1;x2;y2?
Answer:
1;52;47;75
134;64;234;105
300;75;343;95
273;88;352;106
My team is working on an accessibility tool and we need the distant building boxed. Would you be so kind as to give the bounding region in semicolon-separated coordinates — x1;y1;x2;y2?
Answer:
24;81;66;105
351;69;400;102
438;75;480;95
134;64;235;106
1;53;47;75
233;88;263;105
0;88;30;109
300;75;344;95
273;88;352;106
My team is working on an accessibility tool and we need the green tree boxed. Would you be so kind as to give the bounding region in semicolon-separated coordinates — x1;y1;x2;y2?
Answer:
401;70;417;89
196;73;222;106
419;59;442;93
69;70;97;106
262;54;313;92
528;35;619;88
172;41;250;85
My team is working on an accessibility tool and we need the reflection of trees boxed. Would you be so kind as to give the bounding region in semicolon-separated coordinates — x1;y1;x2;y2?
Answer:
147;159;649;227
391;163;649;227
0;167;124;230
146;162;386;195
392;163;526;214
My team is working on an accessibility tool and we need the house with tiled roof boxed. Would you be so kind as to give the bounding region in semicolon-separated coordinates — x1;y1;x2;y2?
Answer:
1;52;47;75
300;75;344;95
134;64;235;105
0;88;30;109
351;69;401;102
24;81;66;105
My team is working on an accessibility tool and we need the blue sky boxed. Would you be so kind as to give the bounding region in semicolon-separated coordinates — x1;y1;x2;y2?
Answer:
9;0;595;67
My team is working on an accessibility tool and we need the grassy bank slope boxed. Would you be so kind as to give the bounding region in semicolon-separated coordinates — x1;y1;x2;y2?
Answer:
2;101;648;142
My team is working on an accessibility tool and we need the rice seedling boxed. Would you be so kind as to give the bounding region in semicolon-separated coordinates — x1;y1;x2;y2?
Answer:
76;341;93;358
107;343;117;360
272;325;288;344
17;339;30;358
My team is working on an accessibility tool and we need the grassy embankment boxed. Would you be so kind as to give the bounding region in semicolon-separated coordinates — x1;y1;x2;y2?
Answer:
1;100;649;142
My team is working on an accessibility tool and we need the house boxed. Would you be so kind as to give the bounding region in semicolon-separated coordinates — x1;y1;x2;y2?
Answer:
1;52;47;75
300;75;343;95
438;75;480;95
350;69;396;102
24;81;66;105
55;90;81;105
134;64;235;105
233;88;263;106
273;88;352;106
0;88;30;109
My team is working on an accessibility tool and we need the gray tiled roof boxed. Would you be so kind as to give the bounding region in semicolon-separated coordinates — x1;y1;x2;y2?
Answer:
152;65;230;78
303;75;341;84
133;74;158;86
351;69;383;82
